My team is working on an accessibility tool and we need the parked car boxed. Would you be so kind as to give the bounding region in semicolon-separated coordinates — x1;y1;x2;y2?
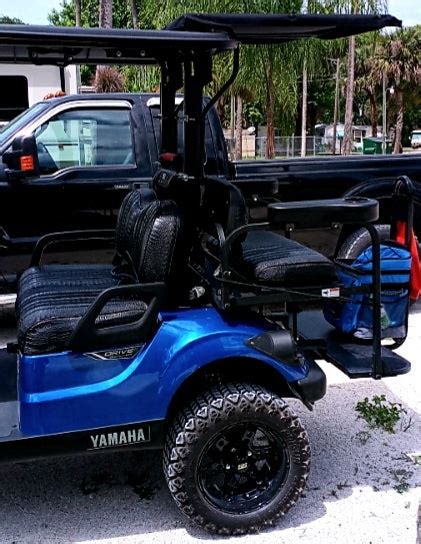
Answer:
411;130;421;149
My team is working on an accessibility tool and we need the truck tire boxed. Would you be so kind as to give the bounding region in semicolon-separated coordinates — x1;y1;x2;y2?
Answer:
337;224;390;260
163;383;310;535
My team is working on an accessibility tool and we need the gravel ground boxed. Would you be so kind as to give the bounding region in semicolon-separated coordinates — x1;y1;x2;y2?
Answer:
0;308;419;544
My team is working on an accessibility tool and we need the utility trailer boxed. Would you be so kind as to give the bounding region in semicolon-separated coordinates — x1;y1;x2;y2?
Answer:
0;13;415;534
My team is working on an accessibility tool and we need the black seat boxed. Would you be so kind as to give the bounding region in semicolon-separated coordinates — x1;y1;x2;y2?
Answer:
17;199;182;355
201;177;337;289
231;231;337;286
17;188;156;313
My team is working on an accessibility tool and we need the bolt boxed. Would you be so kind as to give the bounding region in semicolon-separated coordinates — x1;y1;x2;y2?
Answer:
247;451;252;457
225;464;231;470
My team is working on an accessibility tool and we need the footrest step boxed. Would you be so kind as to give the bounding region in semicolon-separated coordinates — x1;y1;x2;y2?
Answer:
326;339;411;378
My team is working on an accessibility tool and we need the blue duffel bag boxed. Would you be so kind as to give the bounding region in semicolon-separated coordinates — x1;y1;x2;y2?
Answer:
324;242;411;339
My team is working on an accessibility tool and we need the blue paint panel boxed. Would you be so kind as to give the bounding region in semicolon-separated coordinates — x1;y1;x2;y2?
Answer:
19;308;308;436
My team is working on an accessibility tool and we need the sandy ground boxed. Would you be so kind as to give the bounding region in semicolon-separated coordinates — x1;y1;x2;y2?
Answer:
0;308;419;544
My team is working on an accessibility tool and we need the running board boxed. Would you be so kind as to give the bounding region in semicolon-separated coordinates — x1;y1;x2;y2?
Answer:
326;339;411;379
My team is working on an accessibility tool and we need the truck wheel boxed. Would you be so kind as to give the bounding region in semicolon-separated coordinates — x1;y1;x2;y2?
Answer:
337;224;390;259
163;383;310;535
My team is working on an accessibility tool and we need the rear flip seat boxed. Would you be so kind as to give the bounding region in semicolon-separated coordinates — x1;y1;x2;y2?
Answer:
231;231;337;286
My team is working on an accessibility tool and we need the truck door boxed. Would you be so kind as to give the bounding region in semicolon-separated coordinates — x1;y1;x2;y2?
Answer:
0;100;147;282
32;100;142;232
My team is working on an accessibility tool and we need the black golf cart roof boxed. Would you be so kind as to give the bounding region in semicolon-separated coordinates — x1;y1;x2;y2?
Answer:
0;13;400;65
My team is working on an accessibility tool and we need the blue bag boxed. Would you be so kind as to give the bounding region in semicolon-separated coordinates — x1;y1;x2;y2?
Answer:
324;243;411;338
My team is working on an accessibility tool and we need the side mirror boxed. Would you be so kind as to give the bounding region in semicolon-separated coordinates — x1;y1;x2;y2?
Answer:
3;134;40;182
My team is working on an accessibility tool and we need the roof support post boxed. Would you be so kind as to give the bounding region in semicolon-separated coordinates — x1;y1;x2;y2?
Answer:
160;60;183;156
183;53;212;177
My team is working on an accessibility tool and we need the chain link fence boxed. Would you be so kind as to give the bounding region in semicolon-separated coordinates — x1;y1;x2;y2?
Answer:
225;135;326;160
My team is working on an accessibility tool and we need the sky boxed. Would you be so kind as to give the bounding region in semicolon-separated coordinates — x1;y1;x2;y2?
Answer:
0;0;420;26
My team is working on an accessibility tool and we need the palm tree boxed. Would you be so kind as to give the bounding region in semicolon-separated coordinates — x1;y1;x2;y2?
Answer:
155;0;303;160
128;0;139;28
354;34;382;137
328;0;388;155
374;26;421;153
99;0;113;28
75;0;81;26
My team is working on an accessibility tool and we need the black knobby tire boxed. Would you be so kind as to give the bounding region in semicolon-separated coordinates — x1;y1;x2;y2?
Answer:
163;383;310;535
337;224;391;260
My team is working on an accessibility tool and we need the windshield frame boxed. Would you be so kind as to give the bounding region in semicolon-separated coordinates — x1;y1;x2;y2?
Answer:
0;102;49;149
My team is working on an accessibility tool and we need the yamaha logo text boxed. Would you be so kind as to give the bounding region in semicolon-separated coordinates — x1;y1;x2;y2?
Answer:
89;427;150;450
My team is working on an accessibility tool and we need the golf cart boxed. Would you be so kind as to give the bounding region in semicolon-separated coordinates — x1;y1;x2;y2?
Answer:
0;13;415;534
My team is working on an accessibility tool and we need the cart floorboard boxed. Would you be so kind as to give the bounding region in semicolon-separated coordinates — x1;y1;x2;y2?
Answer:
297;310;411;378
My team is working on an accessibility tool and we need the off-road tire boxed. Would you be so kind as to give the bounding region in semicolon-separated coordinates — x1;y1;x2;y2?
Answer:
337;224;391;260
163;383;310;535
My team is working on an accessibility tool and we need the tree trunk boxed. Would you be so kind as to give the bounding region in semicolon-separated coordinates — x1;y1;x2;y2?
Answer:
235;95;243;160
265;64;275;160
99;0;113;28
368;92;377;137
300;57;308;158
97;0;113;81
128;0;139;29
342;35;355;156
75;0;81;26
393;89;404;154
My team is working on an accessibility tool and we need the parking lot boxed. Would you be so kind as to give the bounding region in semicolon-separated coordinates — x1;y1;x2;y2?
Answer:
0;305;419;544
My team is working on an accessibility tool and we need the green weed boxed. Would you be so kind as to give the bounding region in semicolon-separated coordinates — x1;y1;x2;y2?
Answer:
355;394;406;433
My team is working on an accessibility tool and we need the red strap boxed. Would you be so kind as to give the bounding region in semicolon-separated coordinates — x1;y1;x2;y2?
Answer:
395;221;421;301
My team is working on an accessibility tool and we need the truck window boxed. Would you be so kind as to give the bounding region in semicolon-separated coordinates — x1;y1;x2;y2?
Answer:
0;75;29;123
34;107;135;174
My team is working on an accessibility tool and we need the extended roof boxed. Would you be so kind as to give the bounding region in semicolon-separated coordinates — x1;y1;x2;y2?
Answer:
0;13;401;66
166;13;401;44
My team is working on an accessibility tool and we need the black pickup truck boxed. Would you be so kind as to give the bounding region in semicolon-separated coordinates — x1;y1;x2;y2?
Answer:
0;91;420;292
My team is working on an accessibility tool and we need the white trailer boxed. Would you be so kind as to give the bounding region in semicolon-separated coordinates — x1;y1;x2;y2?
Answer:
0;64;80;124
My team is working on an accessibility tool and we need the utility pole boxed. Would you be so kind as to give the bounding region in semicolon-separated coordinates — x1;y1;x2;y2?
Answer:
332;58;340;155
382;72;386;155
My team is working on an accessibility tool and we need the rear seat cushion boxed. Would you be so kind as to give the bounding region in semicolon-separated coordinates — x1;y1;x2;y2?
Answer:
231;231;337;286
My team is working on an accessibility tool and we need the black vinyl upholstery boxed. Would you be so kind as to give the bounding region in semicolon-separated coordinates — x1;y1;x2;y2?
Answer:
18;188;157;304
17;195;182;355
231;231;337;286
202;177;337;287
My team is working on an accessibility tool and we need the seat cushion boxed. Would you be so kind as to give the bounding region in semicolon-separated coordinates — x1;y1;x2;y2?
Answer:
232;231;337;286
16;264;116;318
18;288;147;355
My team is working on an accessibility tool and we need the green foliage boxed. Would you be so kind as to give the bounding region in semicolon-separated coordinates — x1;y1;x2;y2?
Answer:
49;0;132;28
0;15;24;24
244;101;264;128
355;394;406;433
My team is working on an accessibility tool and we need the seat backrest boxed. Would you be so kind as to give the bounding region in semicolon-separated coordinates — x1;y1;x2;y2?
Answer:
115;188;156;258
201;176;248;236
125;199;183;284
